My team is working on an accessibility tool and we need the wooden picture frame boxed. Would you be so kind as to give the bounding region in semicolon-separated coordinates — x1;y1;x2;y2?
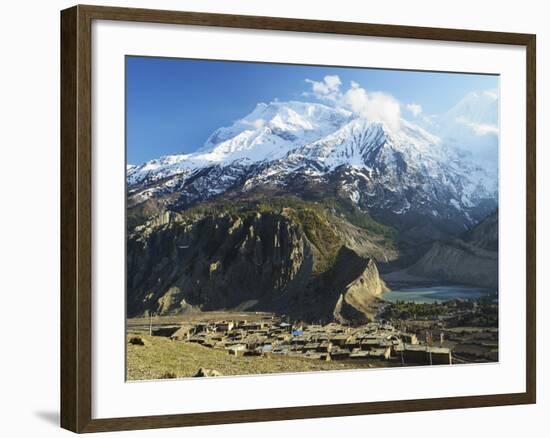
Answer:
60;4;536;433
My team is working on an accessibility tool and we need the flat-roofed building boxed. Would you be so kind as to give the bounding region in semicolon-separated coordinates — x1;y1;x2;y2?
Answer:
400;332;419;345
215;321;235;332
330;347;350;360
368;346;392;360
360;338;384;350
349;349;370;360
317;341;332;353
345;337;360;349
329;334;350;346
400;344;452;365
170;324;194;341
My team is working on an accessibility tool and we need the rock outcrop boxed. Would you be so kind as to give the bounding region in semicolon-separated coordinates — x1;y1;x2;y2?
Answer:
334;257;389;323
127;211;310;316
127;206;390;322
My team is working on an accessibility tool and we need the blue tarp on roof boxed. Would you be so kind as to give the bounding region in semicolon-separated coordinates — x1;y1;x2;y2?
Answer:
292;330;303;336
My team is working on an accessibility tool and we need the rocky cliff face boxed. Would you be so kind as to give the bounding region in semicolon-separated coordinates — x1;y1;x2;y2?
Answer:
127;205;390;322
127;211;308;316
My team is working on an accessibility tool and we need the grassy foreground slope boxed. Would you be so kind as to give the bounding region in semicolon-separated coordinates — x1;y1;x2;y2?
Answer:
127;335;382;380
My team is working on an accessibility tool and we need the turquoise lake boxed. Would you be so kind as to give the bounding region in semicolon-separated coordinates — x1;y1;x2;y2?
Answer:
383;285;494;304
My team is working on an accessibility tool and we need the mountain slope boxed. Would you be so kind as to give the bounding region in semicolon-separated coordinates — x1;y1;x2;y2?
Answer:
127;200;393;322
126;99;499;320
243;118;496;233
128;104;497;240
406;211;498;288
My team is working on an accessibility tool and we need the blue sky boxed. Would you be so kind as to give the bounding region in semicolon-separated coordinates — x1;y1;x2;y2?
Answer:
126;56;498;165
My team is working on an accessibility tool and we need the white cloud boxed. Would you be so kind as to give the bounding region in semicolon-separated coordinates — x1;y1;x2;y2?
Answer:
304;75;342;102
455;116;498;136
304;76;402;129
470;123;499;136
303;77;499;138
483;89;498;100
324;75;342;90
341;85;401;130
302;78;498;166
405;103;423;117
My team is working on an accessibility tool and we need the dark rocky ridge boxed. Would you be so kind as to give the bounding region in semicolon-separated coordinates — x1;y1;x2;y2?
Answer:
127;207;390;322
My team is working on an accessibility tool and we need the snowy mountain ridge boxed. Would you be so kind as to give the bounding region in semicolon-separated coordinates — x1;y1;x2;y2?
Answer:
127;99;498;233
127;101;352;185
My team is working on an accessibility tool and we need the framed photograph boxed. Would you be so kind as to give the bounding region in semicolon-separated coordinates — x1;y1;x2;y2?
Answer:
60;4;536;433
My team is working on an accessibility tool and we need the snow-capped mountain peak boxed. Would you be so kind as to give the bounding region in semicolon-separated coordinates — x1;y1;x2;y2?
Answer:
289;117;445;170
420;89;499;164
127;101;352;185
127;99;498;233
199;101;352;160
